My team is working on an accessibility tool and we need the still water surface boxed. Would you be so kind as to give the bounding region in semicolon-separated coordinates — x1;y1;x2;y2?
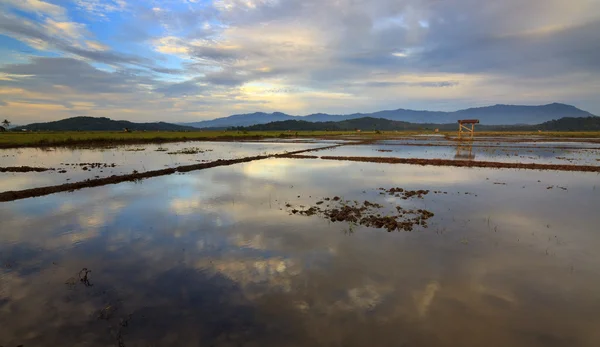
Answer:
1;156;600;346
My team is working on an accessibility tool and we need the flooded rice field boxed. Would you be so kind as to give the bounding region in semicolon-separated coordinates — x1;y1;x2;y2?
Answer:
313;143;600;165
1;137;600;346
0;141;325;191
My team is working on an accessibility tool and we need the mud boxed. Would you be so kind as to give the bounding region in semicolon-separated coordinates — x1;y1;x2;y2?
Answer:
379;187;430;199
286;192;435;232
0;166;54;172
277;154;320;159
167;147;214;155
61;163;117;168
0;145;341;202
319;156;600;172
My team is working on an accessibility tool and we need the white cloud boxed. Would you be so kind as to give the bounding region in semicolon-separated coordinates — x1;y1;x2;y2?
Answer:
74;0;127;19
1;0;66;19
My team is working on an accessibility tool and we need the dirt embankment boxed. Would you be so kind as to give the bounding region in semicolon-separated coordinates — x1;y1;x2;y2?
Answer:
0;166;54;172
0;145;340;202
277;154;320;159
319;156;600;172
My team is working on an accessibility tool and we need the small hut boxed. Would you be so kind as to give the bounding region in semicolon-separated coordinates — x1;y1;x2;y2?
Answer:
457;119;479;139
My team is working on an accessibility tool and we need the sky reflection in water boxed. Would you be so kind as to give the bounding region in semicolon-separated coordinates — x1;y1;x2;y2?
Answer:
1;157;600;346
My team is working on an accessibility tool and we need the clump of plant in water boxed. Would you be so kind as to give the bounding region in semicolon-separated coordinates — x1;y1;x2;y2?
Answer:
155;147;169;152
167;147;213;155
378;187;430;199
285;190;435;232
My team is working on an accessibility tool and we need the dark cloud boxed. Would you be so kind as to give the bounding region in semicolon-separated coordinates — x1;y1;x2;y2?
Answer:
154;79;205;97
203;69;253;86
189;45;242;63
0;57;150;94
361;81;459;88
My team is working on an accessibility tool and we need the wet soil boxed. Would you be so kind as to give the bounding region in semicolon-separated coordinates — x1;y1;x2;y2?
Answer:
61;163;117;168
277;154;320;159
319;156;600;172
0;166;54;172
378;187;430;199
286;191;435;232
167;147;214;155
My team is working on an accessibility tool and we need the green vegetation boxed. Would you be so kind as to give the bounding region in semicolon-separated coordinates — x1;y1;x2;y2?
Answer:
234;116;600;132
1;129;600;148
0;130;355;148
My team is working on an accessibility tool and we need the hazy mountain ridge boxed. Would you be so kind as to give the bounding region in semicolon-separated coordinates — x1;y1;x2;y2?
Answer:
181;103;595;128
13;117;198;132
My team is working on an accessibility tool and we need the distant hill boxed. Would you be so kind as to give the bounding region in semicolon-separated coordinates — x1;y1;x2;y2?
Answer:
535;116;600;131
14;117;198;132
235;116;600;132
181;103;595;128
238;117;457;131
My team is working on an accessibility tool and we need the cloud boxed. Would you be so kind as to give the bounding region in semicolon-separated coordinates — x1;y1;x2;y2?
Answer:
0;12;148;67
74;0;127;19
154;79;205;97
1;0;600;123
1;0;66;19
0;57;151;94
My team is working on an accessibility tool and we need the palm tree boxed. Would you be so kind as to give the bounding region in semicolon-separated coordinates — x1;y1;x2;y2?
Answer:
1;119;9;128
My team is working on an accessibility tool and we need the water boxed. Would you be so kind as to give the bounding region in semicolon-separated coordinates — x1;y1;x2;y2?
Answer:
0;141;325;191
314;143;600;165
1;151;600;346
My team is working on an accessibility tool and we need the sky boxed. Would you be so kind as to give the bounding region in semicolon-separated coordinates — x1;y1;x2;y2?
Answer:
0;0;599;124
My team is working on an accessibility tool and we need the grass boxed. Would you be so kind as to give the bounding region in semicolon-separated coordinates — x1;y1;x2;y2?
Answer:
0;130;358;148
1;130;599;148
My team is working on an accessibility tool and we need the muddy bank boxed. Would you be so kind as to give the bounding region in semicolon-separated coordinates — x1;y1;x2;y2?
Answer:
0;145;340;202
0;166;54;172
319;156;600;172
277;154;320;159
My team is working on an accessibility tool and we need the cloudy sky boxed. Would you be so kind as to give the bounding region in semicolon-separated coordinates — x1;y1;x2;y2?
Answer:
1;0;599;124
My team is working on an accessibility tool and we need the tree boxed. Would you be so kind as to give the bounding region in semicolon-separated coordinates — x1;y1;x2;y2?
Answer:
2;119;9;128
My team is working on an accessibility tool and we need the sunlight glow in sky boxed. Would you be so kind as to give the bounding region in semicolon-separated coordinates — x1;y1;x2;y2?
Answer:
0;0;599;123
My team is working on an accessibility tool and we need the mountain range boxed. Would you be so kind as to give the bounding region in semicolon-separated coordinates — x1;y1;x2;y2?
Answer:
13;117;197;132
181;103;595;128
